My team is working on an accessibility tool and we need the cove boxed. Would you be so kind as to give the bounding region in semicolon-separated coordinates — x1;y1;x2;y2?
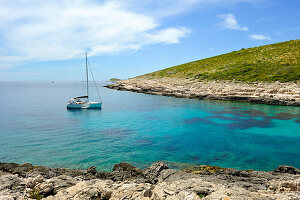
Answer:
0;81;299;171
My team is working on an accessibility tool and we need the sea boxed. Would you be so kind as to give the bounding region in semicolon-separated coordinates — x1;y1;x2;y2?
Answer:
0;81;299;172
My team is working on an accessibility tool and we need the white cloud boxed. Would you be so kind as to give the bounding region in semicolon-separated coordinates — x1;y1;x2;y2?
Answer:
145;28;190;44
0;0;190;68
249;34;272;40
0;0;270;68
218;13;249;31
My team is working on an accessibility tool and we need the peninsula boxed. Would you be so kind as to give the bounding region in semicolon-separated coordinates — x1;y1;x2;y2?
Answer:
106;40;300;106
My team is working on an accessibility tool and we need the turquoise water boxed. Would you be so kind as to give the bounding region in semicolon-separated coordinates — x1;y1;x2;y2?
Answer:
0;81;299;171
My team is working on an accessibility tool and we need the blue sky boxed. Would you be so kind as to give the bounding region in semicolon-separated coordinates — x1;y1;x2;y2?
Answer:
0;0;299;81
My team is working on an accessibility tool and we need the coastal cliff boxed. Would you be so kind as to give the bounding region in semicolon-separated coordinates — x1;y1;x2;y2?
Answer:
0;162;299;199
105;40;300;106
105;78;300;106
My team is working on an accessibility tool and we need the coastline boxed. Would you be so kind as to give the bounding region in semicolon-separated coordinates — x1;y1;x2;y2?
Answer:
105;78;300;106
1;161;299;199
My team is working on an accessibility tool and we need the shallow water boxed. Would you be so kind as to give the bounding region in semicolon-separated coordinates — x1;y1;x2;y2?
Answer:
0;81;299;171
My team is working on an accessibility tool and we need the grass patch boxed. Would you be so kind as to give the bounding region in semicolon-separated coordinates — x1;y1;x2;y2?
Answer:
141;39;300;82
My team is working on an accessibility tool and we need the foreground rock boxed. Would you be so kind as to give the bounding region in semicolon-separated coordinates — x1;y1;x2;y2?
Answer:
105;78;300;106
0;162;299;199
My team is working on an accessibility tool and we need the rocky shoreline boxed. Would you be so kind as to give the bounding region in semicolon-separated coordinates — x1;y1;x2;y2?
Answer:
0;162;299;199
104;78;300;106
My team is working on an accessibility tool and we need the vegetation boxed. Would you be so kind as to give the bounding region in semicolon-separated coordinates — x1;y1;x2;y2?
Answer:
29;187;44;200
142;39;300;82
184;165;225;174
109;78;121;82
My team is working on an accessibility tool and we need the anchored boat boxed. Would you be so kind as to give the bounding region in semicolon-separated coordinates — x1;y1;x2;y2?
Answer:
67;53;102;109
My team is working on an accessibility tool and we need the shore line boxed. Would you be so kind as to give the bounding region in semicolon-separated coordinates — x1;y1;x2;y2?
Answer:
1;161;299;199
105;78;300;106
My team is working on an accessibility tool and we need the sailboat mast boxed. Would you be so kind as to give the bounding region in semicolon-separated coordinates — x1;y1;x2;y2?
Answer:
85;53;89;101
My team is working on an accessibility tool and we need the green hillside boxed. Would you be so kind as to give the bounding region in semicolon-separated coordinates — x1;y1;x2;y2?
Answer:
143;39;300;82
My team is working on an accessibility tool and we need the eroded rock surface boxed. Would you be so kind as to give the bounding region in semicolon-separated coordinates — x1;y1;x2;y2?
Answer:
0;162;299;199
105;78;300;106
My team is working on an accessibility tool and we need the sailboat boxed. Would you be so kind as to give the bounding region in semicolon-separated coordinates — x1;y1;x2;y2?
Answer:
67;53;102;109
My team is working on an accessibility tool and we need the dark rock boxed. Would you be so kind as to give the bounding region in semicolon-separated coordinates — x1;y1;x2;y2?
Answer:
0;162;20;172
106;163;145;182
143;185;154;197
143;162;169;184
0;162;33;177
274;165;300;175
0;162;89;179
231;170;251;177
87;166;97;175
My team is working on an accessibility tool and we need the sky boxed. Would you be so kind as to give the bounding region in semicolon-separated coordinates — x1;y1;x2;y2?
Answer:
0;0;299;81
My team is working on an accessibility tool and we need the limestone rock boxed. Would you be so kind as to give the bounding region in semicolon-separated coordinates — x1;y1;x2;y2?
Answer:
105;78;300;106
1;162;300;199
47;175;78;194
26;174;44;188
143;162;169;184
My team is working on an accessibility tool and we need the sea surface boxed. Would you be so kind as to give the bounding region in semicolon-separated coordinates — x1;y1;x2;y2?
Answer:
0;81;299;171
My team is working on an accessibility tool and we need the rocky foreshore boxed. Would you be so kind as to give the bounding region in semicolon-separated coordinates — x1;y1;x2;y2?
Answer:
0;162;300;199
105;78;300;106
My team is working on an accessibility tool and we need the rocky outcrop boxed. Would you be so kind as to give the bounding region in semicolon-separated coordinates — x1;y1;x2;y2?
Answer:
274;165;300;175
106;162;145;182
142;162;169;184
1;162;300;199
105;78;300;106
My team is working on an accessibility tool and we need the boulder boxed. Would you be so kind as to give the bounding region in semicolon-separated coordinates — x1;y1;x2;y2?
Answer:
26;174;44;188
87;166;97;175
274;165;300;175
47;175;78;194
106;163;145;182
142;162;168;184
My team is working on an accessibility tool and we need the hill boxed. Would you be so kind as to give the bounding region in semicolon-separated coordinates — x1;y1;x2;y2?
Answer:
143;39;300;82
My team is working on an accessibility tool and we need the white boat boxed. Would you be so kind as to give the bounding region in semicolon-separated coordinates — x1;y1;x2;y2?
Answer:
67;53;102;109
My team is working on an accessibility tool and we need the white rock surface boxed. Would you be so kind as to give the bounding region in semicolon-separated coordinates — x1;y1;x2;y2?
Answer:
106;78;300;106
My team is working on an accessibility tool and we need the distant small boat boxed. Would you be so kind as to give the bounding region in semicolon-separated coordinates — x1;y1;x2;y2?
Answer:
51;81;55;83
67;53;102;109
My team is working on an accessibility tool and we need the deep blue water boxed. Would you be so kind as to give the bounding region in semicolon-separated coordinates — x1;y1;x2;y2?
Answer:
0;81;299;171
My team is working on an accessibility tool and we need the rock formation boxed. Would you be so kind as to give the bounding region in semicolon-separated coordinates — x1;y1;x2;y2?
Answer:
105;78;300;106
0;161;299;199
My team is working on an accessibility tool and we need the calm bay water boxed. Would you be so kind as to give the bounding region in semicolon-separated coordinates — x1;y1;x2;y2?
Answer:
0;81;299;171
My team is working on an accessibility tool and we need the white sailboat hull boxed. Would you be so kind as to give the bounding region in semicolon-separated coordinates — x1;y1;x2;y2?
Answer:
67;102;102;109
67;53;102;110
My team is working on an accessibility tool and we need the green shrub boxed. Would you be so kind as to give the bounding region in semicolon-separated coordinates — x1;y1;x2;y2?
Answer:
143;39;300;82
29;187;44;200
